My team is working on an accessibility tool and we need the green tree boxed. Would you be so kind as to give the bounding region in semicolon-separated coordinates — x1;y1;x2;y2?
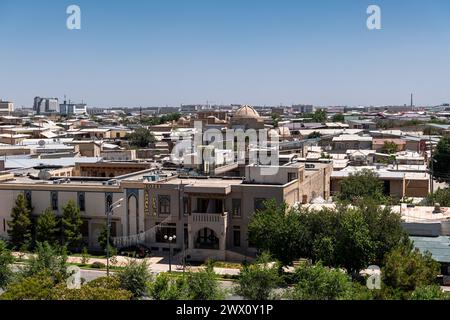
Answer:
61;200;83;250
149;273;190;300
287;262;357;300
116;259;152;298
235;254;282;300
332;113;345;122
0;240;14;289
356;199;406;265
433;136;450;183
7;193;32;249
271;113;281;127
248;200;309;266
0;273;132;300
159;112;182;124
335;208;374;275
125;128;155;148
426;188;450;207
248;200;406;275
97;224;114;253
382;141;398;154
382;240;440;299
81;246;90;265
337;169;387;204
23;242;68;280
185;264;224;300
302;208;340;265
311;109;327;123
0;272;57;300
35;208;59;244
410;285;450;300
53;284;133;300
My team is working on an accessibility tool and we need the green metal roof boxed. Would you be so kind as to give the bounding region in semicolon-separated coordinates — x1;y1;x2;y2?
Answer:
410;236;450;263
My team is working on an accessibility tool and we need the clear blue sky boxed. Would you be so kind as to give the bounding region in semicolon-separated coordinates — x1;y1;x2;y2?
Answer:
1;0;449;108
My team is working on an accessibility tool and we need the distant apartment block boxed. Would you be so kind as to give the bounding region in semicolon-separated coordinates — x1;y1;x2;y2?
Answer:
0;100;14;114
292;104;314;114
33;97;59;114
60;101;87;115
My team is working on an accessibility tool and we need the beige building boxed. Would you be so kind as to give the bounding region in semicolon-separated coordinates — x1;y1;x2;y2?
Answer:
0;100;14;114
0;161;331;262
331;167;430;199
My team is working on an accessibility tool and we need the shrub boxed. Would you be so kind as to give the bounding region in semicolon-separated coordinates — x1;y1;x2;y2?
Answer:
23;242;68;281
0;240;14;289
185;265;224;300
288;263;355;300
149;273;189;300
235;254;282;300
91;262;106;269
87;276;122;290
410;285;450;300
116;260;152;298
81;247;90;265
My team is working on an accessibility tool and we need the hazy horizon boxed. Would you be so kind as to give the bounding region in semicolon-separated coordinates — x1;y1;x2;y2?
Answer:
1;0;450;108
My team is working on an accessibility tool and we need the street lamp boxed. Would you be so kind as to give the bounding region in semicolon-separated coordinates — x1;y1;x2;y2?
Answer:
164;234;176;272
106;198;123;276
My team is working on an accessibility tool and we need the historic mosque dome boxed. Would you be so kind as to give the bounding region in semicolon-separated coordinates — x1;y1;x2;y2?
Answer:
234;105;261;119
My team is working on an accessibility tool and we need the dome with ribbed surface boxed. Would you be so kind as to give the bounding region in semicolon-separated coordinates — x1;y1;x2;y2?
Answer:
234;105;261;119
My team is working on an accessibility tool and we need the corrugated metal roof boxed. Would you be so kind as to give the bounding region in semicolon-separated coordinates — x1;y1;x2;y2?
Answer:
410;236;450;263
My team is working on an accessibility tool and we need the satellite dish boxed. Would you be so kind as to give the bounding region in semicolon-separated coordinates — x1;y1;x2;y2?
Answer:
38;170;52;181
38;140;46;147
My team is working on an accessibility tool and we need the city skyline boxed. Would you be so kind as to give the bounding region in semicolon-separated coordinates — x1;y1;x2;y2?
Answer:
1;0;450;107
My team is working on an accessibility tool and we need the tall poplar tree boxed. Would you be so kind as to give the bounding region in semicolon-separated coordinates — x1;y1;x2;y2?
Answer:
61;200;83;250
7;193;32;249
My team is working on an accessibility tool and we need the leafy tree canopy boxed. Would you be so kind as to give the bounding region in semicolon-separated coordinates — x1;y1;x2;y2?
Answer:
337;169;388;204
125;127;155;148
434;136;450;183
7;193;32;249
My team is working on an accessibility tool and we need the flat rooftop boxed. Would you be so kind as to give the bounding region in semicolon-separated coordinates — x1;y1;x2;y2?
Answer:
393;205;450;223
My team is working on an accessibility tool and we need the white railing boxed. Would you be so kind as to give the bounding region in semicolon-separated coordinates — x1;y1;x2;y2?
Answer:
191;212;227;224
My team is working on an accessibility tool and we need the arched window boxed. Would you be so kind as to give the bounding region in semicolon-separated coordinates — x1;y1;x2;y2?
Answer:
24;191;32;209
51;192;58;210
78;192;85;211
195;228;219;250
158;195;170;215
105;194;113;213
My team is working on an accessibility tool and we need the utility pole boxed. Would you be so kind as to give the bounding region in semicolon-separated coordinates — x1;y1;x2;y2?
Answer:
106;198;123;276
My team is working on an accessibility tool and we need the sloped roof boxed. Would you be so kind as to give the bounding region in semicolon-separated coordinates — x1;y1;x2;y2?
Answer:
410;236;450;263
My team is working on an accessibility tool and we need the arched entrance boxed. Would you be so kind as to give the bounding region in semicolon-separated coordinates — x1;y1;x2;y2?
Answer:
195;228;219;250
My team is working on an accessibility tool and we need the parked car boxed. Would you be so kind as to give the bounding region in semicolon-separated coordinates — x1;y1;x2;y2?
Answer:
119;245;151;258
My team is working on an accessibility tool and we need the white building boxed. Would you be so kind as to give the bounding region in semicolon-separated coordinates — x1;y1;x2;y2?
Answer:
0;100;14;114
